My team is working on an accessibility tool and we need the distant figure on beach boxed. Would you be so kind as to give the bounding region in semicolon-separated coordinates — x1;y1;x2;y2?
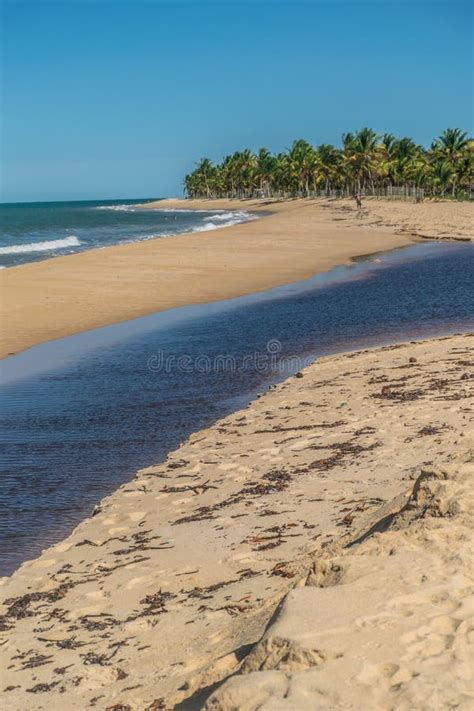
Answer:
352;193;363;210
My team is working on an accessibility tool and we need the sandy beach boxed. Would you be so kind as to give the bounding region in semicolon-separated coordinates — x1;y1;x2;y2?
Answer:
1;333;472;709
2;197;472;359
3;2;472;709
150;196;474;242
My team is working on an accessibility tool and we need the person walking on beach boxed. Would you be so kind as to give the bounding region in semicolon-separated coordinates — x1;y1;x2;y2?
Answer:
352;193;363;210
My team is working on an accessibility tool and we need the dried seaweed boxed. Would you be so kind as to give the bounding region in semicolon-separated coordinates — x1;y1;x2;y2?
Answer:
37;634;87;650
270;562;296;578
372;387;423;402
20;653;54;670
173;469;292;525
254;420;346;434
79;614;118;632
26;681;59;694
139;590;175;616
0;583;73;630
173;506;217;525
167;459;189;469
418;425;442;436
160;479;217;496
145;700;166;711
76;536;127;548
96;556;150;573
185;570;257;600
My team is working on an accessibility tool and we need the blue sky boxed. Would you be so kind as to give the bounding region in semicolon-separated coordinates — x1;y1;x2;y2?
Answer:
2;0;473;202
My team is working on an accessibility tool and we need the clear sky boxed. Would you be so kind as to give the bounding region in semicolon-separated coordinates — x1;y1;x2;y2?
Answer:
1;0;473;202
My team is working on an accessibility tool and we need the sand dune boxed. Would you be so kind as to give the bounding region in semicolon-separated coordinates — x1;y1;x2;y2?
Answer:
205;450;473;710
1;334;472;709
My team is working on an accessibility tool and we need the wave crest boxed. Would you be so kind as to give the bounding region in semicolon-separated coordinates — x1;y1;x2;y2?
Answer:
203;210;251;222
0;236;81;255
94;205;136;212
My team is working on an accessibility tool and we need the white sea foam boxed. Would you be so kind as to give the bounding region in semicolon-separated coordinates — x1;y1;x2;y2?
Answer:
95;204;136;212
0;235;81;255
155;207;226;213
120;211;257;243
169;210;256;233
200;211;258;230
203;210;255;223
190;224;221;232
153;207;195;212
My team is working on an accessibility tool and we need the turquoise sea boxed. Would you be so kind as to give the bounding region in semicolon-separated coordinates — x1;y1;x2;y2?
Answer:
0;198;256;268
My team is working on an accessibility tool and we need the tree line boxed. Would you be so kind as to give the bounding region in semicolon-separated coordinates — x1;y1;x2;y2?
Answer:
184;128;472;200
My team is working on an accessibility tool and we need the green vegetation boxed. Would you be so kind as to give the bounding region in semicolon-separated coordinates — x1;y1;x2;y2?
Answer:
184;128;473;200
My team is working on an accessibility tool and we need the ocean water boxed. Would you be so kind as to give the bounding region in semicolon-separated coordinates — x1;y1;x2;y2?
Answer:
0;241;473;575
0;199;256;268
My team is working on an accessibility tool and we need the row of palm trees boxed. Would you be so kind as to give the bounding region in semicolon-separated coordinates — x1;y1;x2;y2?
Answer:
184;128;472;200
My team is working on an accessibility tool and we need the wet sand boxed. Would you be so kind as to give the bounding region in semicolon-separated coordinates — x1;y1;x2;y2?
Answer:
1;333;472;709
0;198;417;358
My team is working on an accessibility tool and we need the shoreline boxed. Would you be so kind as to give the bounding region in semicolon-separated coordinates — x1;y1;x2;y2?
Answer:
1;333;472;708
2;196;472;360
0;197;418;358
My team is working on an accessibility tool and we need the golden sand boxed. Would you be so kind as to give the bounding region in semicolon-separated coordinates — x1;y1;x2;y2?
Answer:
1;198;472;708
2;197;471;359
0;197;414;358
1;334;472;709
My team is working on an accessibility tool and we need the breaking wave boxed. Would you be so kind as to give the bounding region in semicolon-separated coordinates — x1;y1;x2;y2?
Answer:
0;236;81;255
190;214;255;232
156;207;225;213
203;210;256;224
120;211;257;239
94;204;136;212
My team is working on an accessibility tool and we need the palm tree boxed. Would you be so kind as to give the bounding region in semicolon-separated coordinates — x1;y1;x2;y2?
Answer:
392;138;423;186
239;149;258;197
456;140;474;197
286;140;317;196
429;160;454;196
433;128;469;195
273;152;292;196
343;128;379;192
256;148;277;197
317;144;342;194
192;158;215;198
378;133;397;185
